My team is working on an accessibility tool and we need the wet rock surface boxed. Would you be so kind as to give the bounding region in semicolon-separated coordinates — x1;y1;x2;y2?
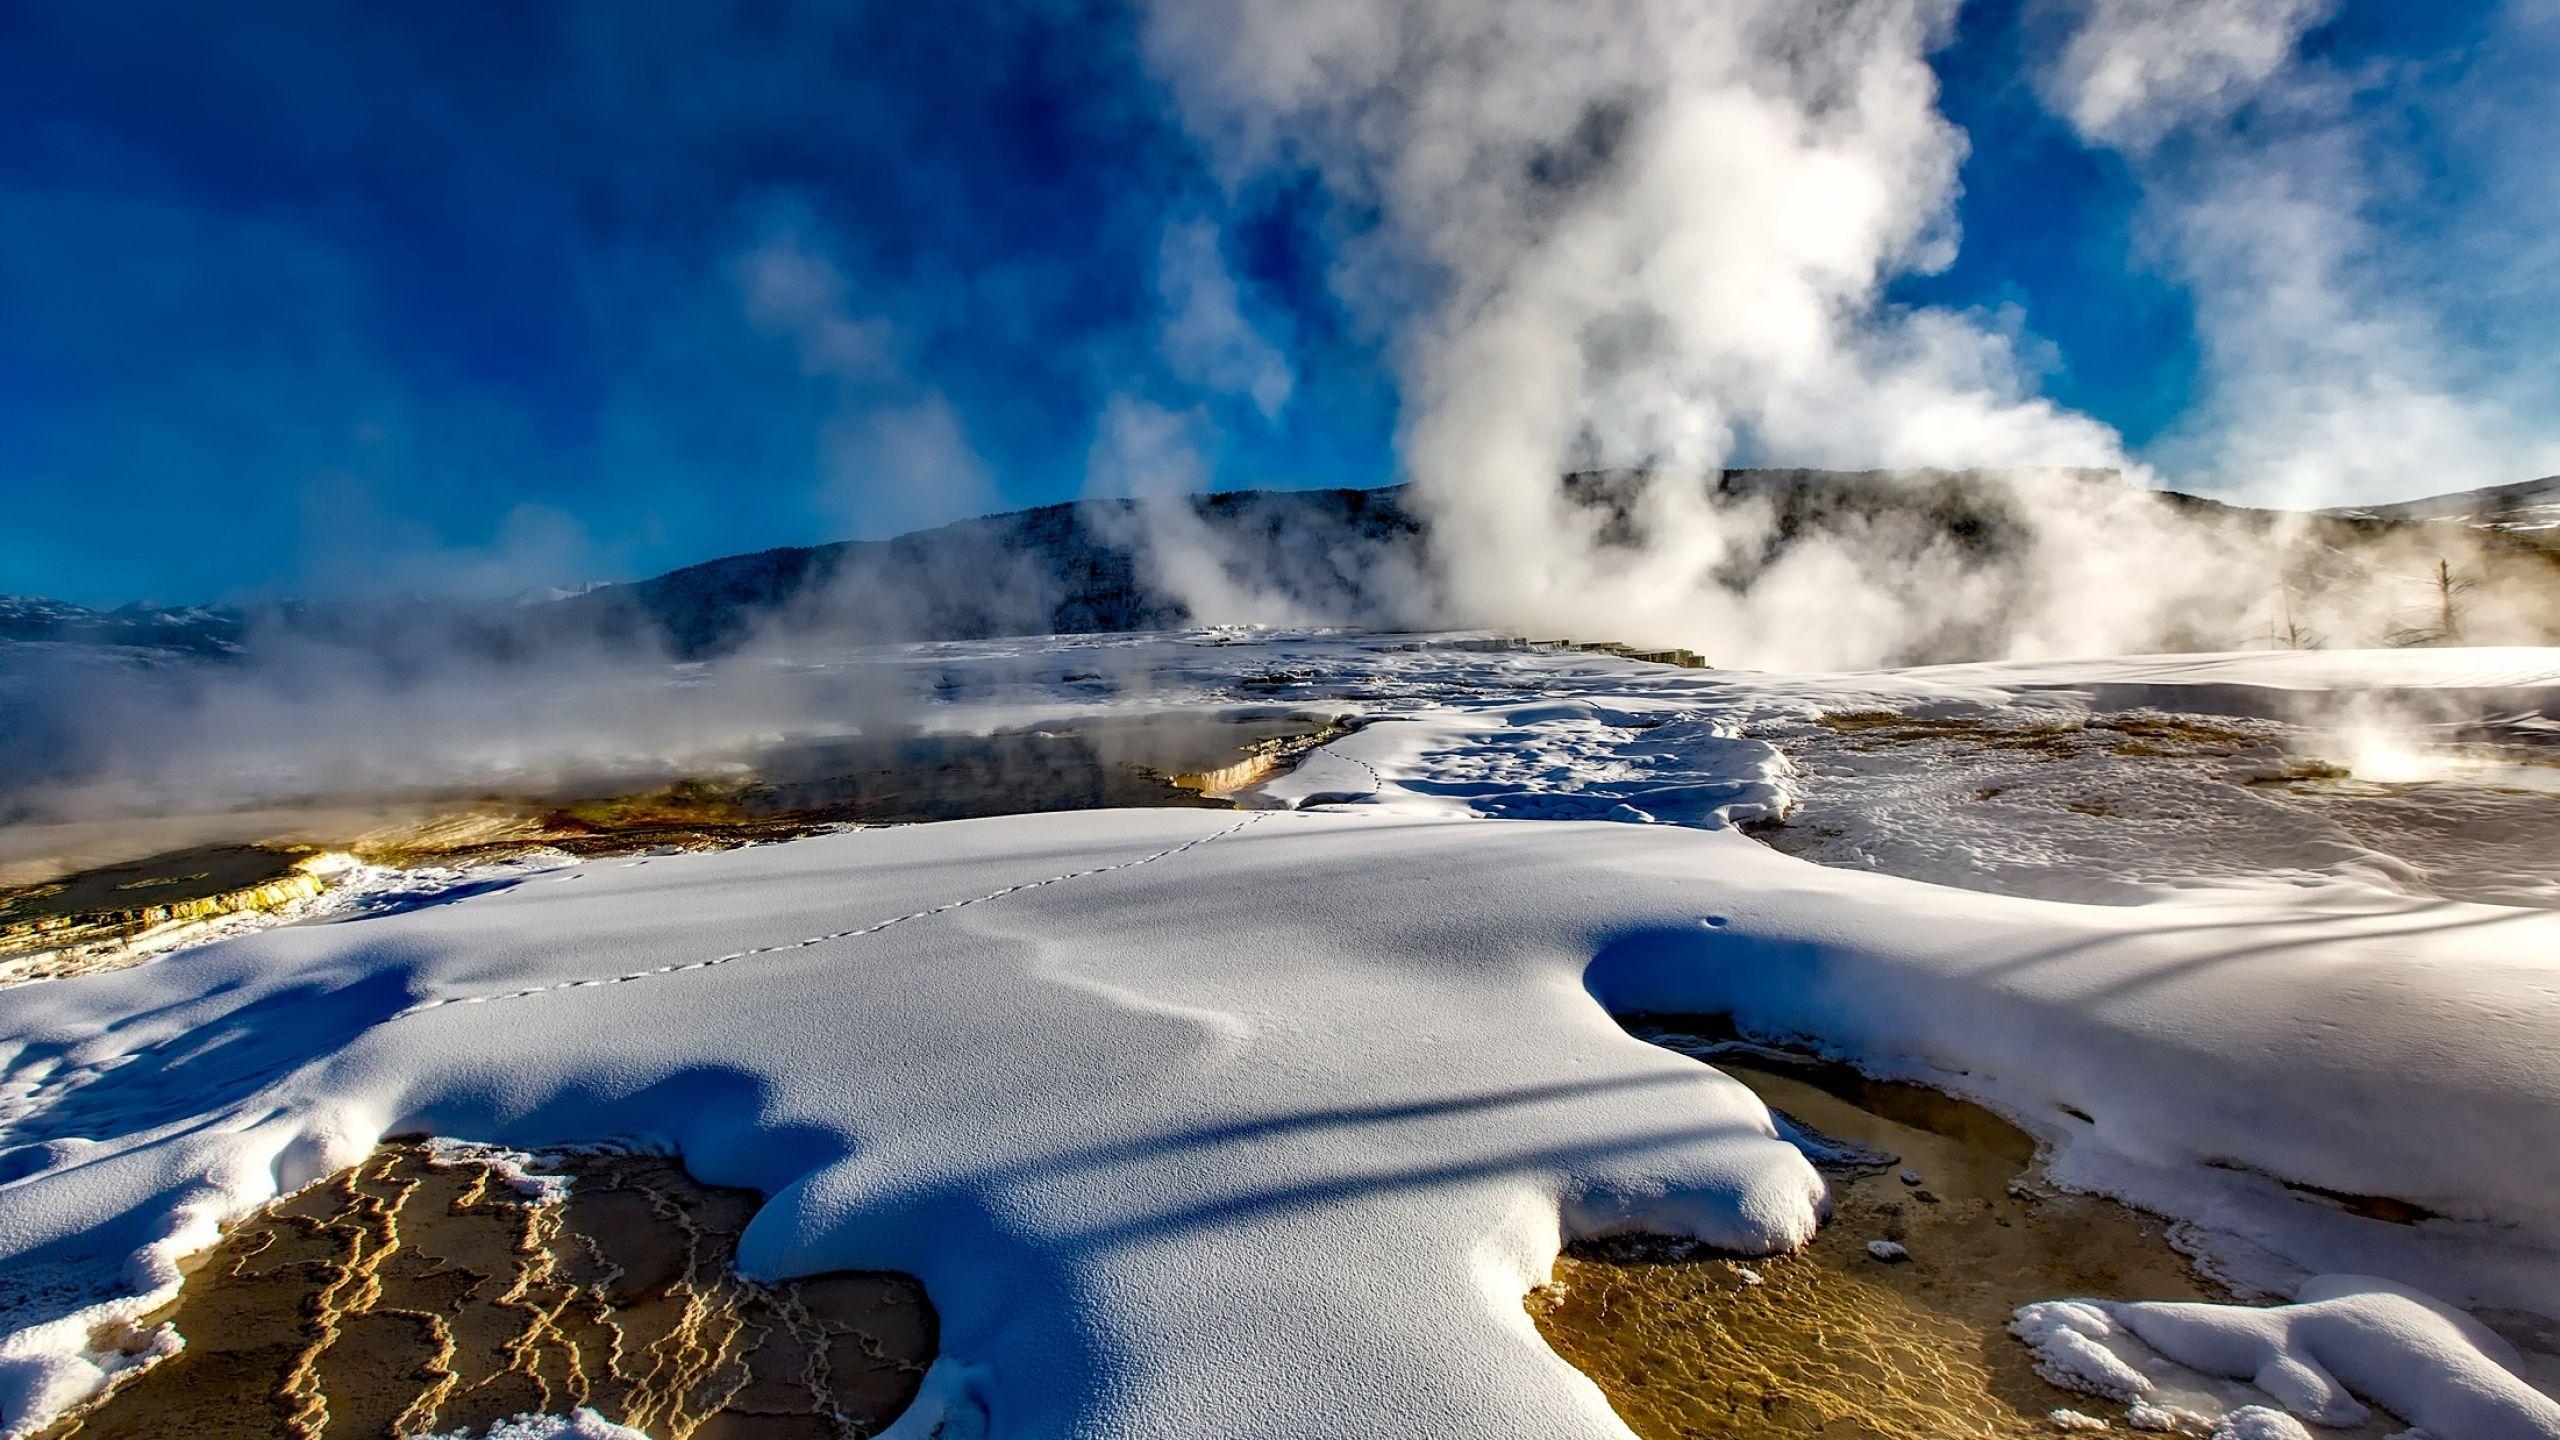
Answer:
39;1144;933;1440
1748;707;2560;907
0;846;346;983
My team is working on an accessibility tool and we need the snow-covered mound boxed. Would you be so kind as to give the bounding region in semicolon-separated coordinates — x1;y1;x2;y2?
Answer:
2016;1276;2560;1439
1864;646;2560;725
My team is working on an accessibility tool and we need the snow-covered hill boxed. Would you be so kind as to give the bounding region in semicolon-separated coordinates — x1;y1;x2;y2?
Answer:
0;597;243;657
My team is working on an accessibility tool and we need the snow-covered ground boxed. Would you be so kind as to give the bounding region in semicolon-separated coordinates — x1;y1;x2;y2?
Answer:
3;631;2557;1439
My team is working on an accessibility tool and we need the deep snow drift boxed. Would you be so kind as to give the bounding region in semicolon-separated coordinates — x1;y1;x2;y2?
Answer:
2;633;2557;1439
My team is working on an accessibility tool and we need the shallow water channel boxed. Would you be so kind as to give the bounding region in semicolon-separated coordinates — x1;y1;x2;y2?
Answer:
1533;1020;2407;1440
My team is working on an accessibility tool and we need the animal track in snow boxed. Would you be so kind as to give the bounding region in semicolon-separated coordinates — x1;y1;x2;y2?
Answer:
393;812;1271;1019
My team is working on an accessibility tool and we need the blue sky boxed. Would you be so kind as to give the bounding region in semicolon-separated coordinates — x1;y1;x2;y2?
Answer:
0;0;2536;605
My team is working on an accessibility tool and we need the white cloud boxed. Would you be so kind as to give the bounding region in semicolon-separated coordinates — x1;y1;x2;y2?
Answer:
729;216;997;537
2037;0;2334;149
1155;219;1294;420
731;227;897;382
296;492;617;601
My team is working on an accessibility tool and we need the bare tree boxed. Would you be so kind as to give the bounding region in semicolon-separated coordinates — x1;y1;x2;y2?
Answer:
2433;556;2475;642
2385;555;2478;646
2271;578;2323;650
2375;548;2478;645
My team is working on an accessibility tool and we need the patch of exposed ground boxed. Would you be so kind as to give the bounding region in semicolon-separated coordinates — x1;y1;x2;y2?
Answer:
1532;1020;2402;1440
37;1144;933;1440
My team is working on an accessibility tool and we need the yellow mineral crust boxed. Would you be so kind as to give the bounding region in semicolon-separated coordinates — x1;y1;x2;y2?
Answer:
40;1144;934;1440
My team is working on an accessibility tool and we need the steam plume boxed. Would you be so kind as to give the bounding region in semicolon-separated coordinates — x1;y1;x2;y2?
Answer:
2040;0;2560;507
1127;0;2554;666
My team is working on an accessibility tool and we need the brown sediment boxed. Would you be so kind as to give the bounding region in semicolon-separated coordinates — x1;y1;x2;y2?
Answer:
2090;715;2268;749
1529;1028;2404;1440
346;785;849;870
1499;636;1711;668
39;1143;933;1440
1812;710;2263;758
2244;759;2354;785
0;844;338;934
1814;710;2090;754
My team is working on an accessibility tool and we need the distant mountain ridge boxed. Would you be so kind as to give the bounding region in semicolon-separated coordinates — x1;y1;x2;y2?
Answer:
564;484;1425;657
8;471;2555;663
0;596;247;657
2323;476;2560;532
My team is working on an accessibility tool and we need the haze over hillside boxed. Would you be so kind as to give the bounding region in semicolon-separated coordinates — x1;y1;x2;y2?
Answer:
6;470;2558;670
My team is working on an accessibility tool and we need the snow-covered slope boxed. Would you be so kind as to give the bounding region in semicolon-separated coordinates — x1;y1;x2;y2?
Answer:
3;635;2558;1438
7;808;2558;1437
2327;476;2560;535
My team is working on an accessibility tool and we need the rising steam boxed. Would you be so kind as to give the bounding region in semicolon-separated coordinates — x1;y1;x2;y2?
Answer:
1128;0;2554;667
6;0;2554;875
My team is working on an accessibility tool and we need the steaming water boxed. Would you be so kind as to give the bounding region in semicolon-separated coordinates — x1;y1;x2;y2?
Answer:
2324;730;2560;794
1749;706;2560;908
0;711;1339;890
